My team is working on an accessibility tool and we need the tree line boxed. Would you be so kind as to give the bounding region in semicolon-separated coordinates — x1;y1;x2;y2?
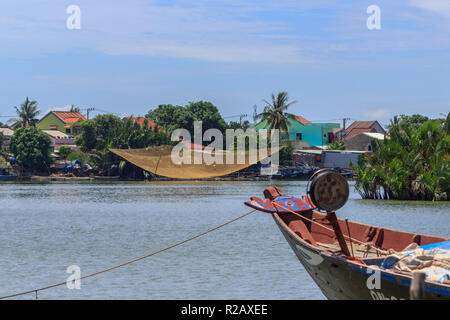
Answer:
352;113;449;201
1;94;298;176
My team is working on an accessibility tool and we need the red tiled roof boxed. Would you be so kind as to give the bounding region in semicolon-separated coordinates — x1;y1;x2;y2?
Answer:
294;115;311;125
129;117;157;129
342;120;384;140
345;121;377;132
344;128;374;140
52;111;86;123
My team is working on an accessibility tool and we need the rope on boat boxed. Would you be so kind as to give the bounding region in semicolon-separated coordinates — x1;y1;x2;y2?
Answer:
270;201;396;256
0;209;257;300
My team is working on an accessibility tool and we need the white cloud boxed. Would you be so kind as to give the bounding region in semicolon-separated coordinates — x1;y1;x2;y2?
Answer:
0;0;311;63
410;0;450;17
1;1;449;63
361;108;391;121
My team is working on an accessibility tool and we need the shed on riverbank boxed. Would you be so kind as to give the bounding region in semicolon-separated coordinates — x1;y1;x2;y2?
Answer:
295;149;367;169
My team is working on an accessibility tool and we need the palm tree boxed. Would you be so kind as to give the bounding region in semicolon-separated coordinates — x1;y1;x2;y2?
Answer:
9;97;40;129
352;116;449;201
256;92;297;131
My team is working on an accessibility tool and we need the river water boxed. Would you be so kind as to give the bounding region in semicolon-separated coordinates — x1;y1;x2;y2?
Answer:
0;180;448;299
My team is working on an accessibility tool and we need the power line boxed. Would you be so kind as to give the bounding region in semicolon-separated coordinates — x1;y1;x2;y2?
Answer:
223;114;248;119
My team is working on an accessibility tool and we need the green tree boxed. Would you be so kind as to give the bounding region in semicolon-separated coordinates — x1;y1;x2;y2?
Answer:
184;101;227;134
228;120;251;130
9;127;53;172
256;92;297;131
387;114;430;131
327;141;346;150
352;114;449;201
279;142;294;164
145;104;188;131
75;114;173;175
145;101;227;137
75;120;97;152
58;146;72;165
67;151;87;163
75;114;123;152
9;97;40;129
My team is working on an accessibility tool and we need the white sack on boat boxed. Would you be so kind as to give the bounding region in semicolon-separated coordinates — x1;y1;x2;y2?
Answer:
381;243;450;284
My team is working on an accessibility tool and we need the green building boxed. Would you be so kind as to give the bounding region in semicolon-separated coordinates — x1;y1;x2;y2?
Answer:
37;111;86;136
254;115;340;148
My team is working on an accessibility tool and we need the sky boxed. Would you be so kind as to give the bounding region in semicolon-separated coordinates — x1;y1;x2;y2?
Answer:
0;0;449;127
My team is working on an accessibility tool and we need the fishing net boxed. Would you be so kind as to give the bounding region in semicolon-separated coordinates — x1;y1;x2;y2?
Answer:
109;145;281;179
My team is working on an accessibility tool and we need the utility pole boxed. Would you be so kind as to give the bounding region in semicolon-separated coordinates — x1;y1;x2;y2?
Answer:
341;117;351;140
239;114;248;125
86;107;95;120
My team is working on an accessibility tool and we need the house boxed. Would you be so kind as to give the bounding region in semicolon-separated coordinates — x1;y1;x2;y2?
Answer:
254;115;340;148
336;120;385;142
37;111;86;136
344;132;385;151
42;130;79;153
0;128;14;149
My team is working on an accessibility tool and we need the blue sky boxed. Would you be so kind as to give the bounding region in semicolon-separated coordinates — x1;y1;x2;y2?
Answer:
0;0;449;127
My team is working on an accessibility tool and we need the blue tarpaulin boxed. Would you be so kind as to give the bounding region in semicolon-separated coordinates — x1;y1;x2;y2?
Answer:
420;240;450;251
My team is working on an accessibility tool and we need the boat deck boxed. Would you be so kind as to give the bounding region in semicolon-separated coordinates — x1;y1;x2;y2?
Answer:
317;241;387;259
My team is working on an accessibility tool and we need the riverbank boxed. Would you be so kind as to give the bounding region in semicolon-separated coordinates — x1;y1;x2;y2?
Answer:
2;174;272;183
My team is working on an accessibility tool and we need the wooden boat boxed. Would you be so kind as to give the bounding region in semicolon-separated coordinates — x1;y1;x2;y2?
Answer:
245;173;450;300
0;174;17;181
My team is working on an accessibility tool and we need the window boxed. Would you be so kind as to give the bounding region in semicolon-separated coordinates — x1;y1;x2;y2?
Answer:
66;128;71;134
296;133;302;141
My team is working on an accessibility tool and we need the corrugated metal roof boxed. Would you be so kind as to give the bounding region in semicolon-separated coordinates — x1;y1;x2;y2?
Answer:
295;149;368;155
294;149;322;155
361;132;385;140
0;128;14;136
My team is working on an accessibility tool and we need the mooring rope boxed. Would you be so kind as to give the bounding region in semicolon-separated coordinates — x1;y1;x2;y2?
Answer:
0;209;257;300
